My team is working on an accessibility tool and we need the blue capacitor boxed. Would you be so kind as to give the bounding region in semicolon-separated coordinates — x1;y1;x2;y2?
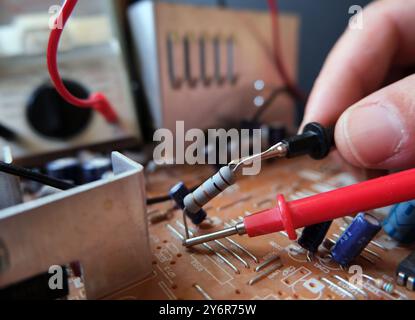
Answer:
81;157;112;183
383;201;415;244
169;182;207;225
331;212;381;266
45;158;81;184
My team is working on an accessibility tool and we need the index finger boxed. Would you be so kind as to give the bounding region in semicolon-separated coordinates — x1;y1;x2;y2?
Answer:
301;0;415;129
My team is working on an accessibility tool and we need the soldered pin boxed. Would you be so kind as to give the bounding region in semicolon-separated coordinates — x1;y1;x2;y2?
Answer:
182;167;415;247
182;122;335;221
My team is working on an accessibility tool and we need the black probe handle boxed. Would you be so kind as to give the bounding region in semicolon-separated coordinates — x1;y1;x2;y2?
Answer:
283;122;335;160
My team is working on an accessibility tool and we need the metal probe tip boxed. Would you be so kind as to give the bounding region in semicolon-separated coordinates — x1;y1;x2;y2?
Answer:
228;142;288;172
183;222;246;247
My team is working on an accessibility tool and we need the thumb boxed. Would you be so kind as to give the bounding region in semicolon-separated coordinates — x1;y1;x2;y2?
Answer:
335;74;415;170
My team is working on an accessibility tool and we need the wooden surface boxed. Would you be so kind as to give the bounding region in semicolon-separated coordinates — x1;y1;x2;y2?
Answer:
106;157;415;300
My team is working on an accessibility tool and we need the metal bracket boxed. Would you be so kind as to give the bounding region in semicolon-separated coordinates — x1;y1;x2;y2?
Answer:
0;152;152;299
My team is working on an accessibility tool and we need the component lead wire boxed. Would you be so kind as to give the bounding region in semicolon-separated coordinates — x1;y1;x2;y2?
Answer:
176;221;240;274
193;284;213;300
332;275;368;299
224;222;259;263
248;262;282;286
254;255;280;272
320;277;356;300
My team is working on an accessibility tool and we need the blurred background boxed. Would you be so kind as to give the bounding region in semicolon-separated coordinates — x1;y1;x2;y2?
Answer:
155;0;371;94
0;0;371;165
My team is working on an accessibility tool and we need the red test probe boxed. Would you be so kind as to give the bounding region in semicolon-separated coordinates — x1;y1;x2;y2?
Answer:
183;167;415;247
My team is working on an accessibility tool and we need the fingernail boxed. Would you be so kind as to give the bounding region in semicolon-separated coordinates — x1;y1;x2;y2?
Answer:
343;103;404;165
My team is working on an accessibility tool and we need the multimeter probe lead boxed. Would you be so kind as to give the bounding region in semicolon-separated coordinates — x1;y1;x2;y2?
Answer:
183;167;415;247
181;122;334;224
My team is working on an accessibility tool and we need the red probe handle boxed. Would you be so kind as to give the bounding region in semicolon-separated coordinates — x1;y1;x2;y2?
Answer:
244;168;415;240
47;0;118;123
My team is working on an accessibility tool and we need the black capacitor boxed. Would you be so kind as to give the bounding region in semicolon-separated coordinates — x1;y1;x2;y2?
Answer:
240;119;261;133
81;157;112;183
298;221;332;253
169;182;207;225
0;266;69;300
45;158;82;185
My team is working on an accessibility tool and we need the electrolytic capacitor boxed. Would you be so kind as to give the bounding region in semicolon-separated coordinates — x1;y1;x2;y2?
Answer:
45;158;81;184
169;182;207;225
383;201;415;244
331;212;381;266
81;157;112;183
298;221;332;253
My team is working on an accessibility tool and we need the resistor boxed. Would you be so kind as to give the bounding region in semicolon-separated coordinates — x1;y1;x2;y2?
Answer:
331;213;381;266
379;280;394;293
169;182;207;225
181;122;333;217
383;200;415;244
363;274;394;293
183;166;235;215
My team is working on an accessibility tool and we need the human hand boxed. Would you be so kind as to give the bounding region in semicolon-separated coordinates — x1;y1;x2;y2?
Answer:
301;0;415;170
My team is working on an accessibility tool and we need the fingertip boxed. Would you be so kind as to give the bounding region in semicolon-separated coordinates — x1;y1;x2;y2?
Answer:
335;103;405;169
334;109;364;168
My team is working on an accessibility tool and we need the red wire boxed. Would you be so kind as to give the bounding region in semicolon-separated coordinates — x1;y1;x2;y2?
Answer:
267;0;306;103
47;0;118;123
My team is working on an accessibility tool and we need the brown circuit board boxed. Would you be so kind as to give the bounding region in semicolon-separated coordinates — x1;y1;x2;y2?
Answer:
105;157;415;300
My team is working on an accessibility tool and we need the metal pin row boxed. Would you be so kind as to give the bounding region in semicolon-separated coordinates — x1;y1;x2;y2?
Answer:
167;33;237;89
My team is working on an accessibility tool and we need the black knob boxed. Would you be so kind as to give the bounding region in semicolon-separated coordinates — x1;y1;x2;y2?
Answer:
303;122;335;160
283;123;335;160
26;80;93;140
